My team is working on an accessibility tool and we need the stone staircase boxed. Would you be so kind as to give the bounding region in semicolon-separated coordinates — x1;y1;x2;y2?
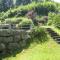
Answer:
47;28;60;44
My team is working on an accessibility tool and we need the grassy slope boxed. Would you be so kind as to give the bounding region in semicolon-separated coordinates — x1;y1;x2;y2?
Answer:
3;36;60;60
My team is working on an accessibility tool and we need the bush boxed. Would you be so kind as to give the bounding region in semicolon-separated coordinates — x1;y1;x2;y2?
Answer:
47;12;56;26
2;2;36;19
18;18;33;28
31;27;47;42
3;17;33;29
3;17;23;24
48;12;60;29
35;2;57;15
1;2;58;19
0;12;5;21
54;14;60;29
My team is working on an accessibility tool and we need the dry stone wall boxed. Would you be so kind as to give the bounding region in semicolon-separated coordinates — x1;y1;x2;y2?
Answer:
0;29;30;54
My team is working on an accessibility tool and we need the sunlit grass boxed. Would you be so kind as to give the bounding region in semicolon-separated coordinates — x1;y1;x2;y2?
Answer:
3;36;60;60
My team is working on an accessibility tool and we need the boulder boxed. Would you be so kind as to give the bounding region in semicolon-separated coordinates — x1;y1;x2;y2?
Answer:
14;35;21;42
0;29;13;36
8;43;20;50
0;43;5;51
0;24;11;29
0;37;3;43
2;37;13;43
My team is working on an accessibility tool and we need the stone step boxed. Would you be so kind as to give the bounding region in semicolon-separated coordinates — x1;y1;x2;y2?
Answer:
51;32;58;34
56;41;60;44
47;30;54;32
51;35;60;41
50;35;58;38
47;28;60;44
51;34;58;36
54;38;60;41
48;31;58;35
53;36;60;38
57;38;60;39
47;28;52;31
56;38;60;41
47;30;53;32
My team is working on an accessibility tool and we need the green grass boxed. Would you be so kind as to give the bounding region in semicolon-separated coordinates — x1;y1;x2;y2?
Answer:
3;36;60;60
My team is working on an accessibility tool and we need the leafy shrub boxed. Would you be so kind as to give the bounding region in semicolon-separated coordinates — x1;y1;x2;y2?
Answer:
2;2;36;19
4;17;23;24
53;14;60;29
1;2;58;19
0;12;5;21
48;12;60;29
3;17;33;29
18;18;33;28
47;12;56;26
35;2;57;15
31;27;48;42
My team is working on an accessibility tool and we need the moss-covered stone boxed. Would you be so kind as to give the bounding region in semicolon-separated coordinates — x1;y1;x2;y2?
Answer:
0;29;30;54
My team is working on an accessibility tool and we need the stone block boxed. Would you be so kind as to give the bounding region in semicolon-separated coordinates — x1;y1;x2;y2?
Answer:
19;40;27;48
12;30;21;35
20;30;27;39
14;35;21;42
0;24;11;29
2;37;13;43
0;37;3;43
8;43;20;50
0;29;13;36
11;24;16;29
0;43;5;51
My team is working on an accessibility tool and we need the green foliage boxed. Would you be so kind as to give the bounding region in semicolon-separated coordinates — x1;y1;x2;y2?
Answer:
53;14;60;29
0;12;5;21
48;12;56;25
3;17;23;24
31;27;48;42
3;17;33;29
18;18;33;28
35;2;57;15
1;2;58;19
48;12;60;29
0;0;13;12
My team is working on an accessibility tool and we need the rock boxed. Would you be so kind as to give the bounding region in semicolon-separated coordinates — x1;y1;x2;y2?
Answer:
0;24;11;29
8;43;20;50
0;43;5;51
19;40;26;48
23;34;31;40
11;24;16;29
0;37;3;43
13;30;21;35
20;30;27;39
2;37;13;43
0;29;30;54
14;35;21;42
0;29;13;36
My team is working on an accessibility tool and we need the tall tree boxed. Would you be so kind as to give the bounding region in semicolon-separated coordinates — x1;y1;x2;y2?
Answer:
16;0;31;6
16;0;22;5
0;0;13;12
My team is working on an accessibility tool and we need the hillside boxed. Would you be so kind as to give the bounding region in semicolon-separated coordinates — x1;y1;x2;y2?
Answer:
0;1;60;60
3;36;60;60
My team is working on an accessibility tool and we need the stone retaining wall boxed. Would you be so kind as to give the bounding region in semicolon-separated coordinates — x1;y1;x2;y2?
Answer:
0;29;30;54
